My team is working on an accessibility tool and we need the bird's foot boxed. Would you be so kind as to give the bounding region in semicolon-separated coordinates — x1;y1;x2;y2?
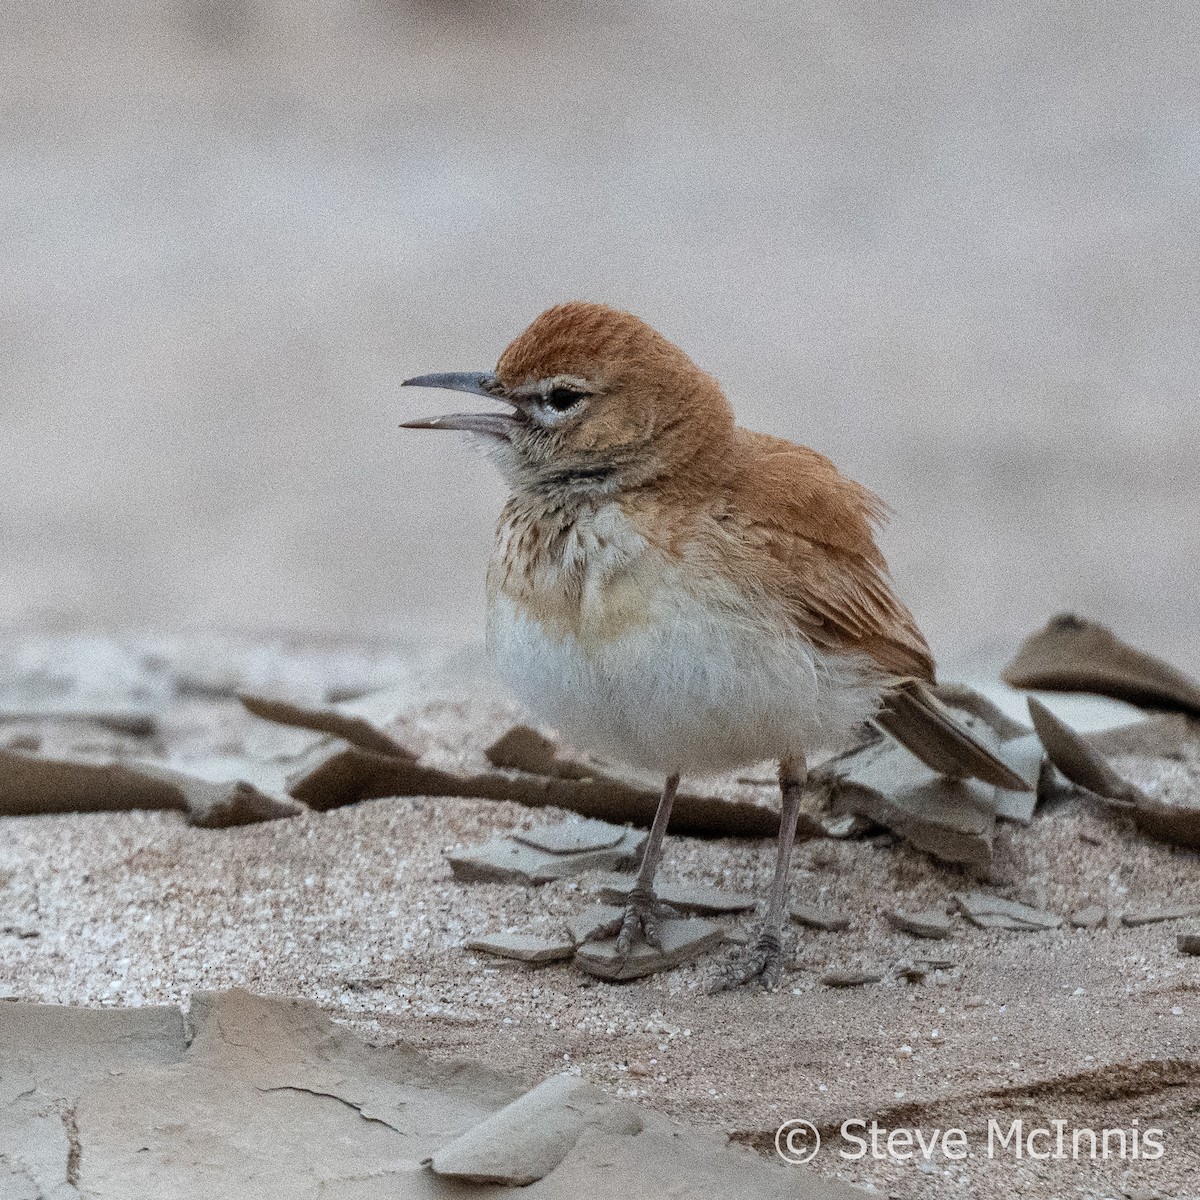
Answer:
711;926;785;992
586;886;676;957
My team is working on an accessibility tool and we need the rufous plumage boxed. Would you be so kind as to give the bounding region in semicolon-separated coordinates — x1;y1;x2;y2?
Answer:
403;302;1026;989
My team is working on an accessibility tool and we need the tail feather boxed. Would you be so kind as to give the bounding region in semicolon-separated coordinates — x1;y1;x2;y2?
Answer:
875;681;1031;791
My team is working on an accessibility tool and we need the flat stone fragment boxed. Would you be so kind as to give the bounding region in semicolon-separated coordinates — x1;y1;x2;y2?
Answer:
888;908;953;939
568;903;625;945
0;747;302;827
826;746;997;869
953;891;1063;931
238;691;415;758
915;956;958;970
280;721;781;835
1178;933;1200;956
429;1073;643;1185
1024;700;1200;851
465;934;575;963
447;828;646;886
447;838;562;885
514;817;627;855
484;724;560;774
1121;905;1200;927
1026;697;1147;804
993;735;1045;824
821;812;872;839
821;969;884;988
484;725;592;780
932;684;1033;741
0;943;874;1198
1070;905;1107;929
790;904;851;932
595;874;756;914
574;918;724;981
1003;613;1200;717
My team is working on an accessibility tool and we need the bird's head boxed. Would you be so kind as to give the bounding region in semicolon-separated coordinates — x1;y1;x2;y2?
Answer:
402;302;734;499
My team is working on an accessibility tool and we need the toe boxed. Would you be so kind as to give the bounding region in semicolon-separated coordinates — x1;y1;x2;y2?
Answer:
642;915;662;950
583;915;623;944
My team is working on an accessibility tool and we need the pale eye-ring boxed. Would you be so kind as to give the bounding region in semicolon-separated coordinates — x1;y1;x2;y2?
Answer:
544;385;587;412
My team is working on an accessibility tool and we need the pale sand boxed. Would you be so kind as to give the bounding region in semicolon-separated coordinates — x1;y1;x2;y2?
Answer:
3;639;1199;1198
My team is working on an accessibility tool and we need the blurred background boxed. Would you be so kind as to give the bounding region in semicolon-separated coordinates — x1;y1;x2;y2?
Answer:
2;0;1198;675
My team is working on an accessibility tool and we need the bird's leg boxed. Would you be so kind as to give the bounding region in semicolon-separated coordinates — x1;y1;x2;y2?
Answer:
587;773;680;955
715;753;807;991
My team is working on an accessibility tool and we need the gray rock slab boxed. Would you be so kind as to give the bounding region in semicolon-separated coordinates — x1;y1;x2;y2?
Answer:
826;746;997;869
484;724;561;774
530;1118;862;1199
465;934;575;963
1121;905;1200;927
514;817;627;855
448;838;562;885
574;918;724;981
1025;700;1200;851
594;874;756;914
568;903;625;945
993;735;1045;824
520;830;648;882
429;1073;642;1186
447;828;646;886
1070;905;1108;929
483;725;593;781
887;908;953;939
0;747;302;827
790;904;851;932
0;1000;188;1200
281;722;781;836
1003;613;1200;717
239;691;416;758
953;891;1063;931
933;684;1033;741
1025;698;1146;804
0;957;860;1198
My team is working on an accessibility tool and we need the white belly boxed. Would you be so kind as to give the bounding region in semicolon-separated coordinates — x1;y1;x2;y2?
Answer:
485;583;886;776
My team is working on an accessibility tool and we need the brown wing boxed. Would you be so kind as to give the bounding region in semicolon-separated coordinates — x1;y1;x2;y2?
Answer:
727;430;936;682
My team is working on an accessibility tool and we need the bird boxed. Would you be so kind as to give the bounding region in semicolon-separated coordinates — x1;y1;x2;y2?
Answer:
402;301;1027;989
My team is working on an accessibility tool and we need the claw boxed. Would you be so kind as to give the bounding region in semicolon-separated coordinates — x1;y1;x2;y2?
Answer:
616;900;662;956
711;927;785;992
588;886;675;958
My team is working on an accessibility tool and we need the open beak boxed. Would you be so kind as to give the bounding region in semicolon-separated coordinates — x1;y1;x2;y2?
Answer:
400;371;519;439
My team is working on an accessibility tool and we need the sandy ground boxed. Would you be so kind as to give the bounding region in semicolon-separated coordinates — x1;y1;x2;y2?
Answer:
3;639;1200;1199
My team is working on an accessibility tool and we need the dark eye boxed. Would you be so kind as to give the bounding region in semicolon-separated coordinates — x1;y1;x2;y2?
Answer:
545;386;586;412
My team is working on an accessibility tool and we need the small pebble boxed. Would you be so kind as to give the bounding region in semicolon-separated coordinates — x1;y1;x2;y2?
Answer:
1178;933;1200;956
821;969;884;988
791;904;851;932
887;908;952;940
1070;905;1106;929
